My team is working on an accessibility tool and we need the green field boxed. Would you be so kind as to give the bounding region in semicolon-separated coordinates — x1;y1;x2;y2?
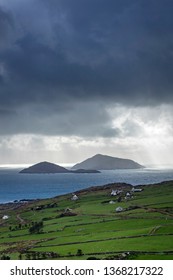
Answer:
0;180;173;260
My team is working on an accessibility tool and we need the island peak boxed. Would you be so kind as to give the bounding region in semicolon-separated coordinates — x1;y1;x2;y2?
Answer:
19;161;100;174
19;161;69;174
72;154;144;170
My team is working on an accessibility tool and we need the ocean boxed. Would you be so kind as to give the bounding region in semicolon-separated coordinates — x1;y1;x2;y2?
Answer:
0;167;173;204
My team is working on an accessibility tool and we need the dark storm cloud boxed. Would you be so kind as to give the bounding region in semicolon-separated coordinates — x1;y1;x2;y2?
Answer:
0;100;119;137
0;6;13;43
0;0;173;136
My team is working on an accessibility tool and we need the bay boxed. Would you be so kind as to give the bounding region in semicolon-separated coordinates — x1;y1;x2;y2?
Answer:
0;167;173;204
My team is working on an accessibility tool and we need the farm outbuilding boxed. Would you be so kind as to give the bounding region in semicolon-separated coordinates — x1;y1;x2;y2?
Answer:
109;200;115;204
2;215;9;220
111;189;123;196
131;187;143;192
115;207;123;212
71;194;79;201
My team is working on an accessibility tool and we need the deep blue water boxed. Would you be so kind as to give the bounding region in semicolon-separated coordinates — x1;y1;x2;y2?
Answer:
0;167;173;204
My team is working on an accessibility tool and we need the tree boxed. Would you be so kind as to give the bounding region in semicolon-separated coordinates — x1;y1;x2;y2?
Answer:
31;252;37;260
41;252;47;259
18;224;22;230
29;221;43;234
1;255;10;260
76;249;83;256
25;253;31;260
36;252;41;259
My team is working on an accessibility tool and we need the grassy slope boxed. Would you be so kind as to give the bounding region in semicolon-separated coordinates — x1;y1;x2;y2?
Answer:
0;180;173;260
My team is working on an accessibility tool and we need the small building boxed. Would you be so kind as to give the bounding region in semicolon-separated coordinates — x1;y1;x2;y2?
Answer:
109;200;115;204
131;187;143;192
115;207;123;213
125;192;133;200
65;207;72;213
2;215;9;220
71;194;79;201
111;189;123;196
126;192;131;197
111;190;117;196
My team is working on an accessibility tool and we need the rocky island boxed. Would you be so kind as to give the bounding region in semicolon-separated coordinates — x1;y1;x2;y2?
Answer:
72;154;144;170
19;161;100;174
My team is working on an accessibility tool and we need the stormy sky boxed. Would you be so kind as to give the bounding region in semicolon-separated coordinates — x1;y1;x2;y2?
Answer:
0;0;173;166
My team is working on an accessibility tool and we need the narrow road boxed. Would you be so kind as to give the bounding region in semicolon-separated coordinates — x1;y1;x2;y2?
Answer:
16;214;25;224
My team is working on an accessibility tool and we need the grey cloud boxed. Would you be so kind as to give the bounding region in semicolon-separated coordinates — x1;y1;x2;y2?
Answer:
0;6;13;43
120;119;143;137
0;100;119;138
0;0;173;137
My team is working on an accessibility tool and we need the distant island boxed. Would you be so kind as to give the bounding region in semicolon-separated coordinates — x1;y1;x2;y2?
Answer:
72;154;144;170
72;169;100;173
19;161;100;174
19;154;144;174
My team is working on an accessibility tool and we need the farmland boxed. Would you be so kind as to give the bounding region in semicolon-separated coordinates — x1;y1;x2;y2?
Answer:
0;180;173;260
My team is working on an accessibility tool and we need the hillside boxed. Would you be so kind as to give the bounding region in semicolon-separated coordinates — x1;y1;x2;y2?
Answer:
0;180;173;260
72;154;144;170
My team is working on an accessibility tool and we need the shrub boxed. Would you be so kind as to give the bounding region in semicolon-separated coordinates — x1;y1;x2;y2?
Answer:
29;221;43;234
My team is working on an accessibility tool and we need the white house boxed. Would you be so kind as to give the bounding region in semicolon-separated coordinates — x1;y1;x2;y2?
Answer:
111;190;123;196
111;190;117;196
2;215;9;220
71;194;78;201
115;207;123;212
126;192;131;197
131;187;143;192
65;207;72;213
109;200;115;204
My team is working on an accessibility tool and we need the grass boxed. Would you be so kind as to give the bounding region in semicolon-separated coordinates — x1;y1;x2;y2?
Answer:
0;180;173;260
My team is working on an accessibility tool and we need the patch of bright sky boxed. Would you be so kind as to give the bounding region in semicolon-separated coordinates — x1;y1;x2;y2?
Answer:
0;105;173;166
107;104;173;166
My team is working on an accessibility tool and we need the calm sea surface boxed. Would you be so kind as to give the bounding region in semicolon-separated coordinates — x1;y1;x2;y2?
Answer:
0;167;173;204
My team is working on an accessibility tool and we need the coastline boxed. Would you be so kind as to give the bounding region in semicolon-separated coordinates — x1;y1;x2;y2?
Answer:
1;167;173;205
1;179;173;208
